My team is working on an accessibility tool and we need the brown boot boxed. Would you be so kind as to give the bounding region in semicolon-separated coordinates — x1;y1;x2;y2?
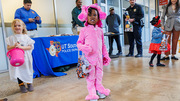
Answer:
27;83;34;92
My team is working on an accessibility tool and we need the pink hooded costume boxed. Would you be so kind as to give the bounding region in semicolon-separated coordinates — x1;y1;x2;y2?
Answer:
77;4;111;100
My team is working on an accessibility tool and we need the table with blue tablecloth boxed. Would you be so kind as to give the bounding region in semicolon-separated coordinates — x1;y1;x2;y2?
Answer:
32;36;79;78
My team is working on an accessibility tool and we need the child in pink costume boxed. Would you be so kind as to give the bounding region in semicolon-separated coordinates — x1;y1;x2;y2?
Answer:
77;4;111;101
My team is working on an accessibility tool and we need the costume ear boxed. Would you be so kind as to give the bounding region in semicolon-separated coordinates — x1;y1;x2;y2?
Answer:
78;5;88;21
97;6;106;20
99;11;106;20
97;20;103;28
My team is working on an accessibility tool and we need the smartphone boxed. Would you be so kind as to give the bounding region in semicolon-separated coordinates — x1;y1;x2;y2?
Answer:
33;16;38;20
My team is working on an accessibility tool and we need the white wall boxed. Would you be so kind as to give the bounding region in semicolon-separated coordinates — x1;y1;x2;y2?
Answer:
2;0;92;36
2;0;55;24
56;0;92;25
1;0;92;24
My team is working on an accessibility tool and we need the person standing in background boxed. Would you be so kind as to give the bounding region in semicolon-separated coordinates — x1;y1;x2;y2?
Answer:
71;0;84;35
125;0;144;57
161;0;180;60
15;0;42;38
106;7;122;56
6;19;35;93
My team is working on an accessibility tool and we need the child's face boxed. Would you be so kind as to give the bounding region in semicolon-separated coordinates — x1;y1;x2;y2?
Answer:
87;9;99;26
14;22;23;34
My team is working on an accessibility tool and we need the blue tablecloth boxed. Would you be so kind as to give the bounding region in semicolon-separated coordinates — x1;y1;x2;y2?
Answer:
32;36;79;78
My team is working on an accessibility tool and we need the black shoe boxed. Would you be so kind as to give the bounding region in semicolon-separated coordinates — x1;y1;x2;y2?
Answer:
108;52;112;56
149;62;154;67
171;56;179;60
161;57;169;60
126;54;133;57
135;54;142;58
156;63;165;67
116;52;122;56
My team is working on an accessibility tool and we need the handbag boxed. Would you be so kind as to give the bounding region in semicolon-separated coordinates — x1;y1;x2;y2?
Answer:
76;51;91;78
124;11;133;32
159;34;169;51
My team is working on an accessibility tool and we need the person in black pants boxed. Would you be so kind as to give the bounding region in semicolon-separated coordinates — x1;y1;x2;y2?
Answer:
125;0;144;57
106;7;122;56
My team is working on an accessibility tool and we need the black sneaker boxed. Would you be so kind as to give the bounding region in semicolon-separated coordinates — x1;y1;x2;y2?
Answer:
156;63;165;67
161;57;169;60
126;54;133;57
135;54;143;58
116;52;122;56
171;56;179;60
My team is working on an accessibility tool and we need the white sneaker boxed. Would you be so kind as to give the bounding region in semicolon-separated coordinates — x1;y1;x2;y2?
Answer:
97;91;106;99
90;100;97;101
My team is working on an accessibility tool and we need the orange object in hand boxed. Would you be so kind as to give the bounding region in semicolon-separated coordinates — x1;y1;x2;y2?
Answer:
126;15;130;19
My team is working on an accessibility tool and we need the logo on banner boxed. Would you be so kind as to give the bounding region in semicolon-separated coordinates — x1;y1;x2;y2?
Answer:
46;41;61;57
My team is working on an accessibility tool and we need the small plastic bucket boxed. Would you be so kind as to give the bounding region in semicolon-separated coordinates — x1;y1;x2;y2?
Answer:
7;48;25;67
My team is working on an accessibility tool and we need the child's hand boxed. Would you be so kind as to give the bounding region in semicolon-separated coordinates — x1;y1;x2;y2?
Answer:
129;19;134;23
16;44;22;49
35;16;40;21
29;18;35;22
161;26;164;30
125;18;128;22
14;42;20;48
103;57;111;66
162;31;166;34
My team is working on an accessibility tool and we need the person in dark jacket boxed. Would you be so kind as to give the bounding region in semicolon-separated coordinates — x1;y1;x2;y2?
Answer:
71;0;84;35
125;0;144;57
106;7;122;56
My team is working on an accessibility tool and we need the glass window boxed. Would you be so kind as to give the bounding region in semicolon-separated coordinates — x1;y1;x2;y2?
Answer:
136;0;144;5
101;6;106;28
0;13;8;71
107;0;120;15
150;0;155;10
145;6;149;27
101;0;105;3
0;31;7;71
145;0;149;7
123;0;129;8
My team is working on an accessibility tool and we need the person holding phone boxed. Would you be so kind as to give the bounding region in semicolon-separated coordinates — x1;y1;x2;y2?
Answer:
15;0;42;38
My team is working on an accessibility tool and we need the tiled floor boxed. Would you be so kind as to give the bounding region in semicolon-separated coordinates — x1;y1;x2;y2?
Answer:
1;42;180;101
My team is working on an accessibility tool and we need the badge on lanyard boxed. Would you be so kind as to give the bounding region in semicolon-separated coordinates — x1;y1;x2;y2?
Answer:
32;11;35;14
134;9;136;12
